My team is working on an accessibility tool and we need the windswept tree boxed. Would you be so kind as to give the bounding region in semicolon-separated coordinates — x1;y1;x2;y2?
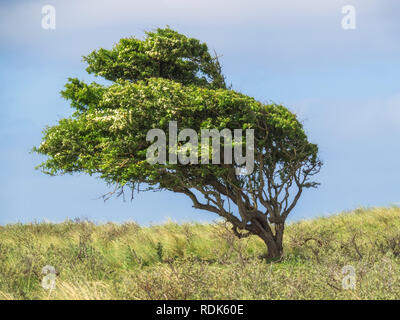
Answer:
34;27;322;259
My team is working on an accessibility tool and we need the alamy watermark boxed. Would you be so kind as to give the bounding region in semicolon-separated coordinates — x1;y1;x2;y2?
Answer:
41;5;56;30
341;5;356;30
146;121;254;175
341;265;356;290
41;265;56;290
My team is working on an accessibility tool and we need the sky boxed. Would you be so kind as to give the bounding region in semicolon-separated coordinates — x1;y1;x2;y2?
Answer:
0;0;399;225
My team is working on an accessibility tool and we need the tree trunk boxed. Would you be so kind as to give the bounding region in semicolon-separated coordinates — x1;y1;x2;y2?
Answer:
258;222;284;259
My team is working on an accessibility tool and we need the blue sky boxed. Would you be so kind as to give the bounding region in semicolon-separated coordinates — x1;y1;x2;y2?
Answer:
0;0;399;225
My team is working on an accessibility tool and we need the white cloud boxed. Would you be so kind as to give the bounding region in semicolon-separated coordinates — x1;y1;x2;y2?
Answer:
0;0;397;63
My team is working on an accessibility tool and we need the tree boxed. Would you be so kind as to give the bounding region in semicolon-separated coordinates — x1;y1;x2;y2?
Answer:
34;27;322;259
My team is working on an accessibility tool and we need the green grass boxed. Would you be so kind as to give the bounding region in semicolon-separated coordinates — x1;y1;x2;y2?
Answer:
1;207;400;300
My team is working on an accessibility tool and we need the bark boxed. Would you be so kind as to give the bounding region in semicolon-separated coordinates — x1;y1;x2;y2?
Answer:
258;222;284;259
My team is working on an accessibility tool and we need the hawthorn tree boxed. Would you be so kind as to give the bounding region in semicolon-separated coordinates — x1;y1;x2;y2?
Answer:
34;27;322;259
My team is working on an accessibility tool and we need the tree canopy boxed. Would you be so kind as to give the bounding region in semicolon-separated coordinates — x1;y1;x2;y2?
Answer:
34;27;322;258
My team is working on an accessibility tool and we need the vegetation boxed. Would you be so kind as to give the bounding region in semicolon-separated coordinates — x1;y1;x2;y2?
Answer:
34;27;321;258
0;207;399;300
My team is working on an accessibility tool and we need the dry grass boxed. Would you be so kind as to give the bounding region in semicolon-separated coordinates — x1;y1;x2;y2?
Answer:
0;207;399;300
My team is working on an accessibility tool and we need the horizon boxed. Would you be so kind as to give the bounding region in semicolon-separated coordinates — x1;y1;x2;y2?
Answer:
1;0;400;225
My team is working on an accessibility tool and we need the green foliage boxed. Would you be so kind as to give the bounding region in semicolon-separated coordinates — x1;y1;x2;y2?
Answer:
83;27;226;88
34;27;319;197
60;78;106;114
0;207;400;300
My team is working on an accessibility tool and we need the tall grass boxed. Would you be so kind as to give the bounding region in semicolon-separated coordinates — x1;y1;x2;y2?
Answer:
0;207;399;299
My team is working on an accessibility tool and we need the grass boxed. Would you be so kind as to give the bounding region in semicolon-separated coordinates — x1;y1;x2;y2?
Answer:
0;207;400;300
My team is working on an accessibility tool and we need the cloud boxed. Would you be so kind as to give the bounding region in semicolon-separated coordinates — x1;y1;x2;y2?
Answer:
0;0;346;30
1;0;399;65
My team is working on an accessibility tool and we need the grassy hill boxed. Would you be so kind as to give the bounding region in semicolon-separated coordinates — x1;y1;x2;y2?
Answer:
0;207;399;300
